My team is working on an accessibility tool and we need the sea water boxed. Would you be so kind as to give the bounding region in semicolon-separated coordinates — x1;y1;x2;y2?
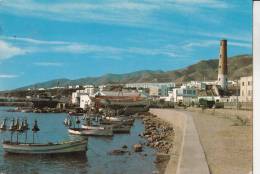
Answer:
0;107;158;174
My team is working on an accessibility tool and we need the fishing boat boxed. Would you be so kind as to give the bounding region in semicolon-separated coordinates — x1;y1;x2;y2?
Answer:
111;124;131;133
68;111;84;116
1;118;88;155
100;118;134;126
0;118;7;131
81;124;105;130
68;127;113;136
2;140;87;155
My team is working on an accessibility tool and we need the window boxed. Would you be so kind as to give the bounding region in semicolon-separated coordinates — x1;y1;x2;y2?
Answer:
242;91;244;96
248;81;251;86
183;90;186;94
242;82;245;86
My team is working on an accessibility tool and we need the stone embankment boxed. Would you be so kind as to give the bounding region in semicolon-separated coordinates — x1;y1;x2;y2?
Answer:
138;112;174;154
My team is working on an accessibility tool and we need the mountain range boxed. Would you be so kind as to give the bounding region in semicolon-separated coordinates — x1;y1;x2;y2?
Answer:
18;54;252;90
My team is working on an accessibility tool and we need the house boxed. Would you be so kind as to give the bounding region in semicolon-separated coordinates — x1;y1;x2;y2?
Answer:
71;85;98;105
125;82;175;89
239;76;253;102
172;86;197;105
79;94;93;109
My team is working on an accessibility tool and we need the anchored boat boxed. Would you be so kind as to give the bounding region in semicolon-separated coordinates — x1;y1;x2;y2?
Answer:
1;118;87;155
68;127;113;136
2;140;87;155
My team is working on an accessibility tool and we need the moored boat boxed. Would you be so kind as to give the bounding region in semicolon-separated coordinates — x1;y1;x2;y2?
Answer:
100;118;134;126
2;140;87;155
112;124;131;133
68;128;113;136
81;124;105;130
1;118;88;155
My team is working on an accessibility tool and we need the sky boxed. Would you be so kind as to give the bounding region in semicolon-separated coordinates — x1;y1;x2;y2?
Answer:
0;0;252;90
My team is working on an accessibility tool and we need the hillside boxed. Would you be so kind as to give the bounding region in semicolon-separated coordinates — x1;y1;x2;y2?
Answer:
17;54;252;90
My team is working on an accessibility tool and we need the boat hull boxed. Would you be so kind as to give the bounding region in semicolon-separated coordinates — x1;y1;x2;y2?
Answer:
2;140;87;155
112;125;131;133
81;125;105;130
69;128;113;136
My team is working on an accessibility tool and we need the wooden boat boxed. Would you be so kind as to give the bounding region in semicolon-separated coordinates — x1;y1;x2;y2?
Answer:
1;118;87;155
2;140;87;155
112;124;131;133
105;116;125;122
68;128;113;136
68;111;84;116
81;124;105;130
100;118;134;126
82;121;130;133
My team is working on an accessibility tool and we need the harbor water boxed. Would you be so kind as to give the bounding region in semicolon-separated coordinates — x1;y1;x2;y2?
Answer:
0;107;158;174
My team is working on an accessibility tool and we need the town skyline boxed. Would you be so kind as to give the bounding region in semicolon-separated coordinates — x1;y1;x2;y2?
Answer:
0;0;252;90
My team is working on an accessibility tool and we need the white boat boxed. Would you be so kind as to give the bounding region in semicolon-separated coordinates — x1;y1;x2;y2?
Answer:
2;140;87;155
105;116;124;122
68;128;113;136
81;124;105;130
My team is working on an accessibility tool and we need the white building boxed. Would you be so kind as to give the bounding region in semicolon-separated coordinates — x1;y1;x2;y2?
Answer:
71;85;98;105
183;81;206;90
172;86;197;105
239;76;253;102
79;95;93;109
125;82;175;89
95;90;140;97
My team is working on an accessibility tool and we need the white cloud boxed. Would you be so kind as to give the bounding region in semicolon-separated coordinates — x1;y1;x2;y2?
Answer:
229;42;251;48
53;43;122;55
183;39;251;50
33;62;63;67
0;74;18;78
0;40;27;60
195;31;252;43
0;0;233;28
183;40;219;50
3;36;70;45
174;0;230;9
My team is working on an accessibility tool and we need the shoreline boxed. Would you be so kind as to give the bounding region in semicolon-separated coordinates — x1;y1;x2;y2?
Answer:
145;109;187;174
149;108;252;174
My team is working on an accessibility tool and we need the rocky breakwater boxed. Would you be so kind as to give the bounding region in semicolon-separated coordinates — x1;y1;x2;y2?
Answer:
138;112;175;173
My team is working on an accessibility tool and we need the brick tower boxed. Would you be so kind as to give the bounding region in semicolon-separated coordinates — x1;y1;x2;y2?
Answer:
217;39;228;90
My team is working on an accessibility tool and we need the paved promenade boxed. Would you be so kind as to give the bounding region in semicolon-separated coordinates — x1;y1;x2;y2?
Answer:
150;109;210;174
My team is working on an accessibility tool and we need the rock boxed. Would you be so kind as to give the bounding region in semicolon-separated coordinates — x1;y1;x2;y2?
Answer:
133;144;143;152
122;145;128;149
108;149;128;155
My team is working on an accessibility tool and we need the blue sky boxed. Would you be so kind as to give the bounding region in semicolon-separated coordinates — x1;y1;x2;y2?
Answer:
0;0;252;90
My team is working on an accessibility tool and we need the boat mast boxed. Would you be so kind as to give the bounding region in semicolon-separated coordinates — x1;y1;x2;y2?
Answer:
17;119;24;144
9;118;16;143
15;118;20;144
32;120;40;144
76;116;81;128
0;118;7;130
23;118;29;143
